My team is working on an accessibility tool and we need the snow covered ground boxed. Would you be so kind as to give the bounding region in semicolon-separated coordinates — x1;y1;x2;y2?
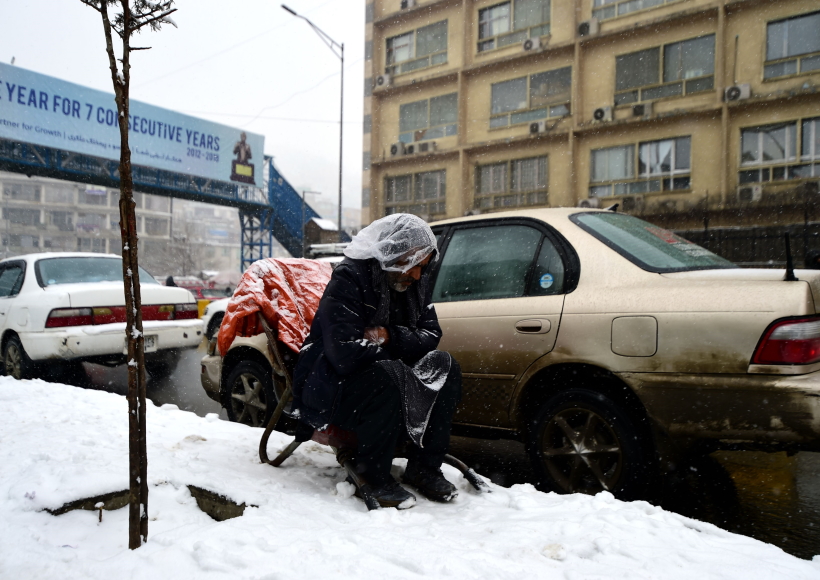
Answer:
1;377;818;580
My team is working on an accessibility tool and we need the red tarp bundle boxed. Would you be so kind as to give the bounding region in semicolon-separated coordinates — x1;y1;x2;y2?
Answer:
218;258;332;356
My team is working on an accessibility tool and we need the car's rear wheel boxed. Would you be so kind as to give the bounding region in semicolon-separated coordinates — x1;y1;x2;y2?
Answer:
205;312;224;341
526;388;652;501
4;336;35;380
223;360;277;428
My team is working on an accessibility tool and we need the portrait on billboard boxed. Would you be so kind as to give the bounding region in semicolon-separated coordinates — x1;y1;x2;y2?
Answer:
231;131;255;184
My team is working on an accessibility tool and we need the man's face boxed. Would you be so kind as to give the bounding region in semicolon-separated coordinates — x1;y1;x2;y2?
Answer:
387;252;432;292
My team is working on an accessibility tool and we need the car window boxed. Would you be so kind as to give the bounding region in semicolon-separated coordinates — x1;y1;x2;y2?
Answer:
0;264;24;298
571;212;737;273
35;257;160;287
432;224;541;302
527;238;565;296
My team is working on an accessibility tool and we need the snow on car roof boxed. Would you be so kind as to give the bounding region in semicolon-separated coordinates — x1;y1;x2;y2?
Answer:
0;251;124;264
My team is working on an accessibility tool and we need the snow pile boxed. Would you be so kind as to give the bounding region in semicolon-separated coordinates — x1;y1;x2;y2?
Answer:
1;378;818;580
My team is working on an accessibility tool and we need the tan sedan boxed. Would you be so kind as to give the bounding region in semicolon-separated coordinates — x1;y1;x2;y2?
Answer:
429;208;820;500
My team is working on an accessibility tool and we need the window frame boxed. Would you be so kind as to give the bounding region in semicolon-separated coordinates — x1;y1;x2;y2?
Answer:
738;118;820;184
384;170;447;218
763;10;820;81
430;216;580;301
589;136;692;198
592;0;680;22
477;0;551;53
475;155;549;210
489;65;571;128
386;20;448;77
614;34;715;106
398;93;458;144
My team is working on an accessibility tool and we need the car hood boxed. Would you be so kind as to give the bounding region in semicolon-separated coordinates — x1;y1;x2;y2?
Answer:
662;268;820;314
42;282;195;307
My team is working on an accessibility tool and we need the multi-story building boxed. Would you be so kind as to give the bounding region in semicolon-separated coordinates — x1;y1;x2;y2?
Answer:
362;0;820;262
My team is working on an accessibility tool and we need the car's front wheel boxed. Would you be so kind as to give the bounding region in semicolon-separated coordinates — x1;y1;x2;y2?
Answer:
223;360;277;428
4;336;35;380
526;388;653;501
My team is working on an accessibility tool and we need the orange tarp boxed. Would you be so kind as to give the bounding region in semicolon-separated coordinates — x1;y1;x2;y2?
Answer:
218;258;332;356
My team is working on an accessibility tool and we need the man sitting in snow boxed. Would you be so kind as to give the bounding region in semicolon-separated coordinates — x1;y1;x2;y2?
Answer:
292;213;461;509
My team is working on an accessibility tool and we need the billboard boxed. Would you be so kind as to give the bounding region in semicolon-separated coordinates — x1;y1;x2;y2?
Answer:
0;63;264;187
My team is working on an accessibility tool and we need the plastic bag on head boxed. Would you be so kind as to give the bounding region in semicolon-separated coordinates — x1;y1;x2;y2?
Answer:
343;213;437;272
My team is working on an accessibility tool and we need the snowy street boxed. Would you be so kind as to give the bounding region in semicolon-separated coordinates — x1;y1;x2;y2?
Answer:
1;377;819;579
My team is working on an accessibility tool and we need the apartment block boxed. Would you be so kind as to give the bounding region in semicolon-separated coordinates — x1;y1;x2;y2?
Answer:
362;0;820;248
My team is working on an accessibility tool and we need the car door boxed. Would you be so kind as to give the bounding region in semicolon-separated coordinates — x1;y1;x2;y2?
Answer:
431;219;576;428
0;261;27;331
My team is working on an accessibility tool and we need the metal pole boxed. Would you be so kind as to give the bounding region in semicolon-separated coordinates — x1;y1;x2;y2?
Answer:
338;43;344;243
302;190;306;258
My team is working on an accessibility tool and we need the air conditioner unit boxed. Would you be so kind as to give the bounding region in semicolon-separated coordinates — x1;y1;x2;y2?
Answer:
400;0;417;9
375;74;392;89
529;120;547;134
724;83;751;102
389;142;406;157
593;106;612;122
737;183;763;203
578;18;599;37
417;141;437;154
404;143;416;155
578;198;600;209
632;102;653;117
522;37;541;51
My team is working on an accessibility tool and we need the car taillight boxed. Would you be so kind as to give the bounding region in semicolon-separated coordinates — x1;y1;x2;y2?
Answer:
752;317;820;365
46;308;93;328
174;303;199;320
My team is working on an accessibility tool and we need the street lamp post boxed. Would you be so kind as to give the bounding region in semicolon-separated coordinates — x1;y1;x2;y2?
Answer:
282;4;345;243
301;190;321;258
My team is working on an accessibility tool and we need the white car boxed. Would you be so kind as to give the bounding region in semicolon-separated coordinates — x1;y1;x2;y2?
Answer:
202;297;229;341
0;252;203;380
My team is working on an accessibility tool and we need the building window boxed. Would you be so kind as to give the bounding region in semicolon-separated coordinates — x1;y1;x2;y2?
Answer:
77;238;106;253
399;93;457;143
48;211;75;232
79;187;107;205
144;217;169;236
3;183;40;202
490;66;570;128
593;0;675;21
615;35;714;105
77;213;106;233
476;156;548;209
3;208;41;226
738;120;820;183
143;194;170;212
385;170;446;217
478;0;550;52
44;185;74;204
386;20;447;76
764;11;820;80
589;137;691;197
2;235;39;249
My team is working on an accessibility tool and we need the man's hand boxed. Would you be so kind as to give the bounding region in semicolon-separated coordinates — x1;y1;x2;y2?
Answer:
363;326;390;345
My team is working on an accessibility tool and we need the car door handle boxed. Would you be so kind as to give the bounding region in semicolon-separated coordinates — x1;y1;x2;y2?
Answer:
515;319;551;334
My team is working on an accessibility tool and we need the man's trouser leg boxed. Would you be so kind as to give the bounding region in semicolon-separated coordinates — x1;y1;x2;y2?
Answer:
333;364;402;486
407;356;462;469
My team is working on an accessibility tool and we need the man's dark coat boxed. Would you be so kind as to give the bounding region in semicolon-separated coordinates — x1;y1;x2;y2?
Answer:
292;257;442;429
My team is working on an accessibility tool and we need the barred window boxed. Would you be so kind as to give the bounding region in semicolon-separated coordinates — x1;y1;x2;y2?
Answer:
476;156;548;209
385;170;445;218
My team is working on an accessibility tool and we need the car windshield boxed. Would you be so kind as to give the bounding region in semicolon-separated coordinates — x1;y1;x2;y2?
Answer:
36;257;160;287
570;212;737;273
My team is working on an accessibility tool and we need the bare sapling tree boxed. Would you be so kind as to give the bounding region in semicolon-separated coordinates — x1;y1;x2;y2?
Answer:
80;0;177;550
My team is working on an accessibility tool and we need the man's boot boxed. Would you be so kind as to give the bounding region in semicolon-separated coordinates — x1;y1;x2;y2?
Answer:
403;461;458;502
348;476;417;509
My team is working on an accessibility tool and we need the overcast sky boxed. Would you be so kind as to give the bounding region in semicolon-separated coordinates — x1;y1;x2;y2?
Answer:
0;0;365;215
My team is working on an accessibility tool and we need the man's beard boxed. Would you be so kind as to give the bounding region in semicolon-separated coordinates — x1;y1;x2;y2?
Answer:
387;271;412;292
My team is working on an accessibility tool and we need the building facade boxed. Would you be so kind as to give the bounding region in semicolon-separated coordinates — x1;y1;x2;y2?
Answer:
362;0;820;259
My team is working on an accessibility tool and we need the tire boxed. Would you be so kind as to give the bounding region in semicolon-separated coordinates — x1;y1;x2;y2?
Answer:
526;388;653;501
206;312;224;341
145;349;181;380
4;335;35;380
222;360;278;428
